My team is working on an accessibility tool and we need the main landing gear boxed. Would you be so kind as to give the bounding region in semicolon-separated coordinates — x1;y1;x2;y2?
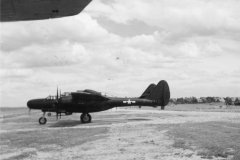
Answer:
80;113;92;123
39;112;47;125
38;112;92;124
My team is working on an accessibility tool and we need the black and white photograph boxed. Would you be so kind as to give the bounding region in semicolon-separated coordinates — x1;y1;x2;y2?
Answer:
0;0;240;159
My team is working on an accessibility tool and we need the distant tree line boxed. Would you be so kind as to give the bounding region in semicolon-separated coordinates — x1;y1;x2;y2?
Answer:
170;97;240;105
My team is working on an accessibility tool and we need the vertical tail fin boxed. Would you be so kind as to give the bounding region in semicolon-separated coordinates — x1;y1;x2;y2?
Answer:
146;80;170;108
140;84;156;98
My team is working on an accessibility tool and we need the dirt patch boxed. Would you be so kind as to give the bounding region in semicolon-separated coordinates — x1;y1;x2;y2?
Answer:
0;127;108;160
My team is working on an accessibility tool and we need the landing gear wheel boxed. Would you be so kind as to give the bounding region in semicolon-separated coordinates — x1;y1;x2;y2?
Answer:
80;113;91;123
47;113;51;116
161;106;165;110
39;117;47;124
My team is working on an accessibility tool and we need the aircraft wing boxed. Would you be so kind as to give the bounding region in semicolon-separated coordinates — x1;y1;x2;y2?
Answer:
71;92;110;103
0;0;92;22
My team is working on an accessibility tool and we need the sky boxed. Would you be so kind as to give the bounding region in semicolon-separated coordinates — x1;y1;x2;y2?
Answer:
1;0;240;107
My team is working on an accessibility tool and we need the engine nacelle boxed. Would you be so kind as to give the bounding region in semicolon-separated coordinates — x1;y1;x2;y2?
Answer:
60;96;72;104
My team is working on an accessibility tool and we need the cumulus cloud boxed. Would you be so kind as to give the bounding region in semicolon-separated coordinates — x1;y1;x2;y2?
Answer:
1;0;240;107
1;13;120;52
88;0;240;34
88;0;240;56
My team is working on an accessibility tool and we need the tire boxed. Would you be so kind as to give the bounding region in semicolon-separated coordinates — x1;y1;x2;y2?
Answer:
39;117;47;124
161;106;165;110
80;113;91;123
47;113;51;116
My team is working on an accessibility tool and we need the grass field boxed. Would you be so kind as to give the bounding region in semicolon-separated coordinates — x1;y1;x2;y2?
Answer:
0;127;108;159
167;121;240;160
0;105;240;160
131;102;240;112
166;103;240;112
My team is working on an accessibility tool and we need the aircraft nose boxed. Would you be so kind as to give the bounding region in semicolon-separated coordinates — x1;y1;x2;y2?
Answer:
27;99;41;109
27;99;47;110
27;100;33;109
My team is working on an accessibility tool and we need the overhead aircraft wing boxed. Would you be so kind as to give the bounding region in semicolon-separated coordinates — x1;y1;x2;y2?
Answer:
0;0;92;22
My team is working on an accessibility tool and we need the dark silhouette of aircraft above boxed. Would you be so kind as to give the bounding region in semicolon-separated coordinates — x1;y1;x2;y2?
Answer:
27;80;170;125
0;0;92;22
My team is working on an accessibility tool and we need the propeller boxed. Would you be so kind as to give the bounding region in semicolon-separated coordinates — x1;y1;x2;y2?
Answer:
55;86;62;120
28;108;31;115
56;86;60;120
57;86;59;100
59;89;62;119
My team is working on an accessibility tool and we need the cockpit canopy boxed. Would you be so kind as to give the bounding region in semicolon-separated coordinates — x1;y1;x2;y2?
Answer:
61;92;71;97
46;95;57;100
100;92;114;97
77;89;114;97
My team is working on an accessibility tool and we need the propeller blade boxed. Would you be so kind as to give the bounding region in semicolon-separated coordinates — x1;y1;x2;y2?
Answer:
28;108;31;115
55;87;61;121
57;86;59;100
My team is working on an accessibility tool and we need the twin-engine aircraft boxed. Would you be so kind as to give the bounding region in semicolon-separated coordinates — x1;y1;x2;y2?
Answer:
0;0;92;22
27;80;170;124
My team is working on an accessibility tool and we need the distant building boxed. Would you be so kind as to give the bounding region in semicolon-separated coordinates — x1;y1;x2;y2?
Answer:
213;97;219;102
197;98;203;103
218;97;225;102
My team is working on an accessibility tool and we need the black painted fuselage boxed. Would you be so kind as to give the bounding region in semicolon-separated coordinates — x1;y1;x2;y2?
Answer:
27;80;170;124
27;93;162;113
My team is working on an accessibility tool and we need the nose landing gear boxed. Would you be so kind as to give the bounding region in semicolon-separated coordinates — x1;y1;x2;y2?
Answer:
39;112;47;125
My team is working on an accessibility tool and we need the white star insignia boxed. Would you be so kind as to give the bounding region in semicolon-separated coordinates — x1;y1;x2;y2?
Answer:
123;99;136;104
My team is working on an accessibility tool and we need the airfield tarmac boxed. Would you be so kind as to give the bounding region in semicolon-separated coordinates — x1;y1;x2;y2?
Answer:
0;104;240;160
